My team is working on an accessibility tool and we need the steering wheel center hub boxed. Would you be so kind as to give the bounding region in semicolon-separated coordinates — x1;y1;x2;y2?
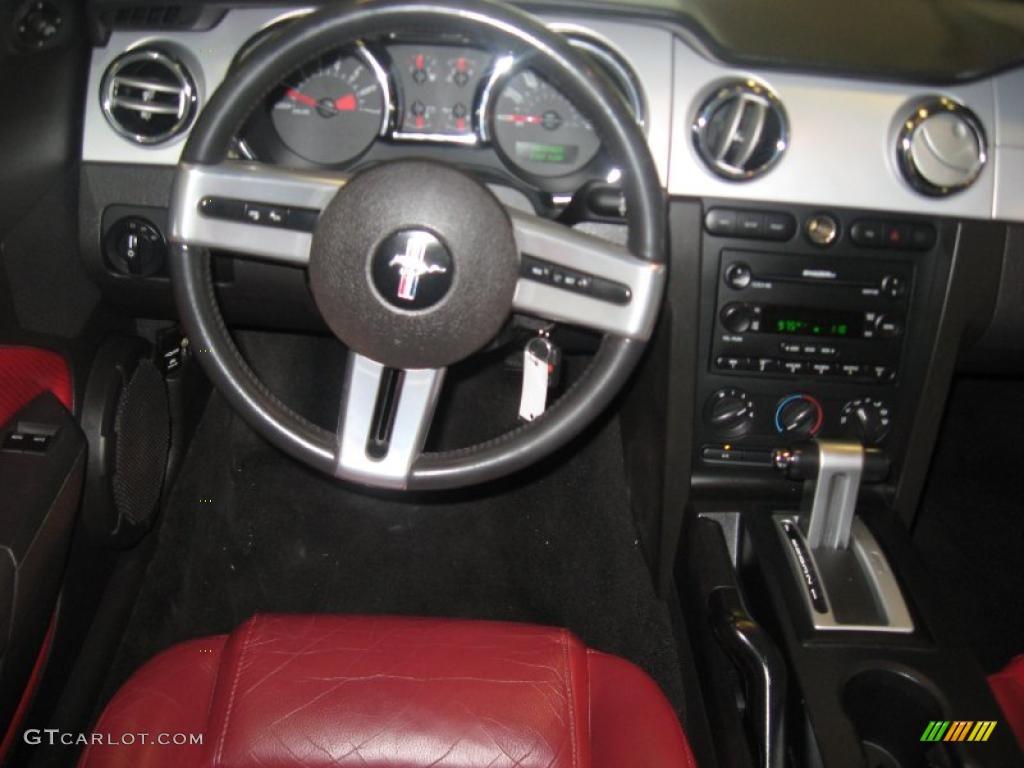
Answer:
371;229;454;310
308;160;518;370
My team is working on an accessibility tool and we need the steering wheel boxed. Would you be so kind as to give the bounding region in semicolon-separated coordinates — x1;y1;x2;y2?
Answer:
167;0;666;491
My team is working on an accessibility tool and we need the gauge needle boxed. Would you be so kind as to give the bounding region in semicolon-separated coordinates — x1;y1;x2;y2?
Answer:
286;88;317;107
334;93;357;112
499;114;542;125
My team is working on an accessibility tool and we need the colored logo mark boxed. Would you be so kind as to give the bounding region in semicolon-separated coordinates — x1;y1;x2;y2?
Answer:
920;721;997;742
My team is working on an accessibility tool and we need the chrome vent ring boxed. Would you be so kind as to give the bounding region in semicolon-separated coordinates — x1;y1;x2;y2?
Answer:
692;80;788;181
101;48;197;145
897;97;987;197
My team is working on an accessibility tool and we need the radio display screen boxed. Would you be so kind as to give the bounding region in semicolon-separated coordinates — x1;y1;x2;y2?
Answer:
761;306;863;338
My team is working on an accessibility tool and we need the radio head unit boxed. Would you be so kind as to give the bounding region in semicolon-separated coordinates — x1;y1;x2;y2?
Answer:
711;249;911;384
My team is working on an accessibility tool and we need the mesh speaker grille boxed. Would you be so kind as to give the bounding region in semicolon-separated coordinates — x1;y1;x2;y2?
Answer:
112;360;170;527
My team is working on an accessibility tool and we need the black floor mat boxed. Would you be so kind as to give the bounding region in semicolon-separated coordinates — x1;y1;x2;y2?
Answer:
913;377;1024;673
103;386;685;715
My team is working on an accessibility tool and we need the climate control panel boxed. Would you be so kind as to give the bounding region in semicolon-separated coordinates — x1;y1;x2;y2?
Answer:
699;387;893;467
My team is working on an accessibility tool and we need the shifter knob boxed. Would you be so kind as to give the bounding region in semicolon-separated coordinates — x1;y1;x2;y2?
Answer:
772;442;891;483
772;440;890;550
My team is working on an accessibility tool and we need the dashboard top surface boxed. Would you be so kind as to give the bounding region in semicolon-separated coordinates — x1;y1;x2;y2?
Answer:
89;0;1024;84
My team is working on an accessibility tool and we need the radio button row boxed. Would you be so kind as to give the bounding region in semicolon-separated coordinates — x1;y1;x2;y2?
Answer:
715;356;896;383
850;218;936;251
779;342;838;358
705;207;795;241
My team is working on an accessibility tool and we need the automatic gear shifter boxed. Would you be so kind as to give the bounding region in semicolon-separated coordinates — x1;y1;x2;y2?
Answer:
773;440;890;549
771;440;913;633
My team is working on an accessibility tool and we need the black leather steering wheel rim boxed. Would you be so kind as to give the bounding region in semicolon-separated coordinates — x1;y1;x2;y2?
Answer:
169;0;665;490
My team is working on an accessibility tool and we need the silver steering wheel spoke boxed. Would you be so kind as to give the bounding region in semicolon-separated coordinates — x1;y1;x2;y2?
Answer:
508;209;665;340
169;161;347;266
335;352;446;489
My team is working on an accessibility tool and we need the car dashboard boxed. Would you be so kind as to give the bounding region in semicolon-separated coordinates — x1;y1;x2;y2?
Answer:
77;1;1024;489
2;1;1024;765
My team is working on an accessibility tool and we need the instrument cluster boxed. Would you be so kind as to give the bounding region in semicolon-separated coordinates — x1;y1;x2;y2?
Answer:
235;30;645;192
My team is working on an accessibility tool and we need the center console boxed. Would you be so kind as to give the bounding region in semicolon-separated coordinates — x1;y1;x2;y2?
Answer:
693;200;948;480
676;200;1023;768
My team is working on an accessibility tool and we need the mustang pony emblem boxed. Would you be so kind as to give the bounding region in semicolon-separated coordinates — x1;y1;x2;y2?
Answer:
389;234;448;301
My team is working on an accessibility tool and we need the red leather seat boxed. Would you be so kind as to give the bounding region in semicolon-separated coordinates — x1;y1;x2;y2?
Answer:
990;655;1024;749
80;615;696;768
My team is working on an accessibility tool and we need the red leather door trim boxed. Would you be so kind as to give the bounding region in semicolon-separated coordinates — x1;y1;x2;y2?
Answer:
0;346;72;426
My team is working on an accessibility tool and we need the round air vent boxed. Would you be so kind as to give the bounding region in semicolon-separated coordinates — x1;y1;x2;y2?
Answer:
100;48;197;145
692;80;788;181
897;97;986;197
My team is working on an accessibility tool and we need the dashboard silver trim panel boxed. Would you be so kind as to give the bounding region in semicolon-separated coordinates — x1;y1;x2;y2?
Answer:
82;6;1024;223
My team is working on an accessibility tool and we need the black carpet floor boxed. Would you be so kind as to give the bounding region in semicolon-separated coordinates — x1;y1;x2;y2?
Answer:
102;337;684;714
913;377;1024;673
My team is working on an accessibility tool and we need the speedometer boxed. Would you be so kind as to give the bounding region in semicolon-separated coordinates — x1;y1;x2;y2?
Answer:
271;52;387;165
491;69;600;178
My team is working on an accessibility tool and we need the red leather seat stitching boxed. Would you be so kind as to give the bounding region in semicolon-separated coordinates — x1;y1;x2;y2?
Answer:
561;630;578;768
215;617;256;765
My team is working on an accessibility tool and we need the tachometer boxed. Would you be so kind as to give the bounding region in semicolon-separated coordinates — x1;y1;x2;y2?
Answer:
491;69;600;178
271;52;387;165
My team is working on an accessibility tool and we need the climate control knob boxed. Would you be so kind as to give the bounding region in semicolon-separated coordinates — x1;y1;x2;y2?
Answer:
840;398;891;443
705;388;756;438
774;394;823;439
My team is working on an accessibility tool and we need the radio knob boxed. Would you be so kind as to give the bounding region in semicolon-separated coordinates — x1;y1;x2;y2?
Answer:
720;302;755;334
774;394;824;439
706;388;755;438
881;275;908;300
872;314;903;338
840;398;891;443
724;263;753;289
